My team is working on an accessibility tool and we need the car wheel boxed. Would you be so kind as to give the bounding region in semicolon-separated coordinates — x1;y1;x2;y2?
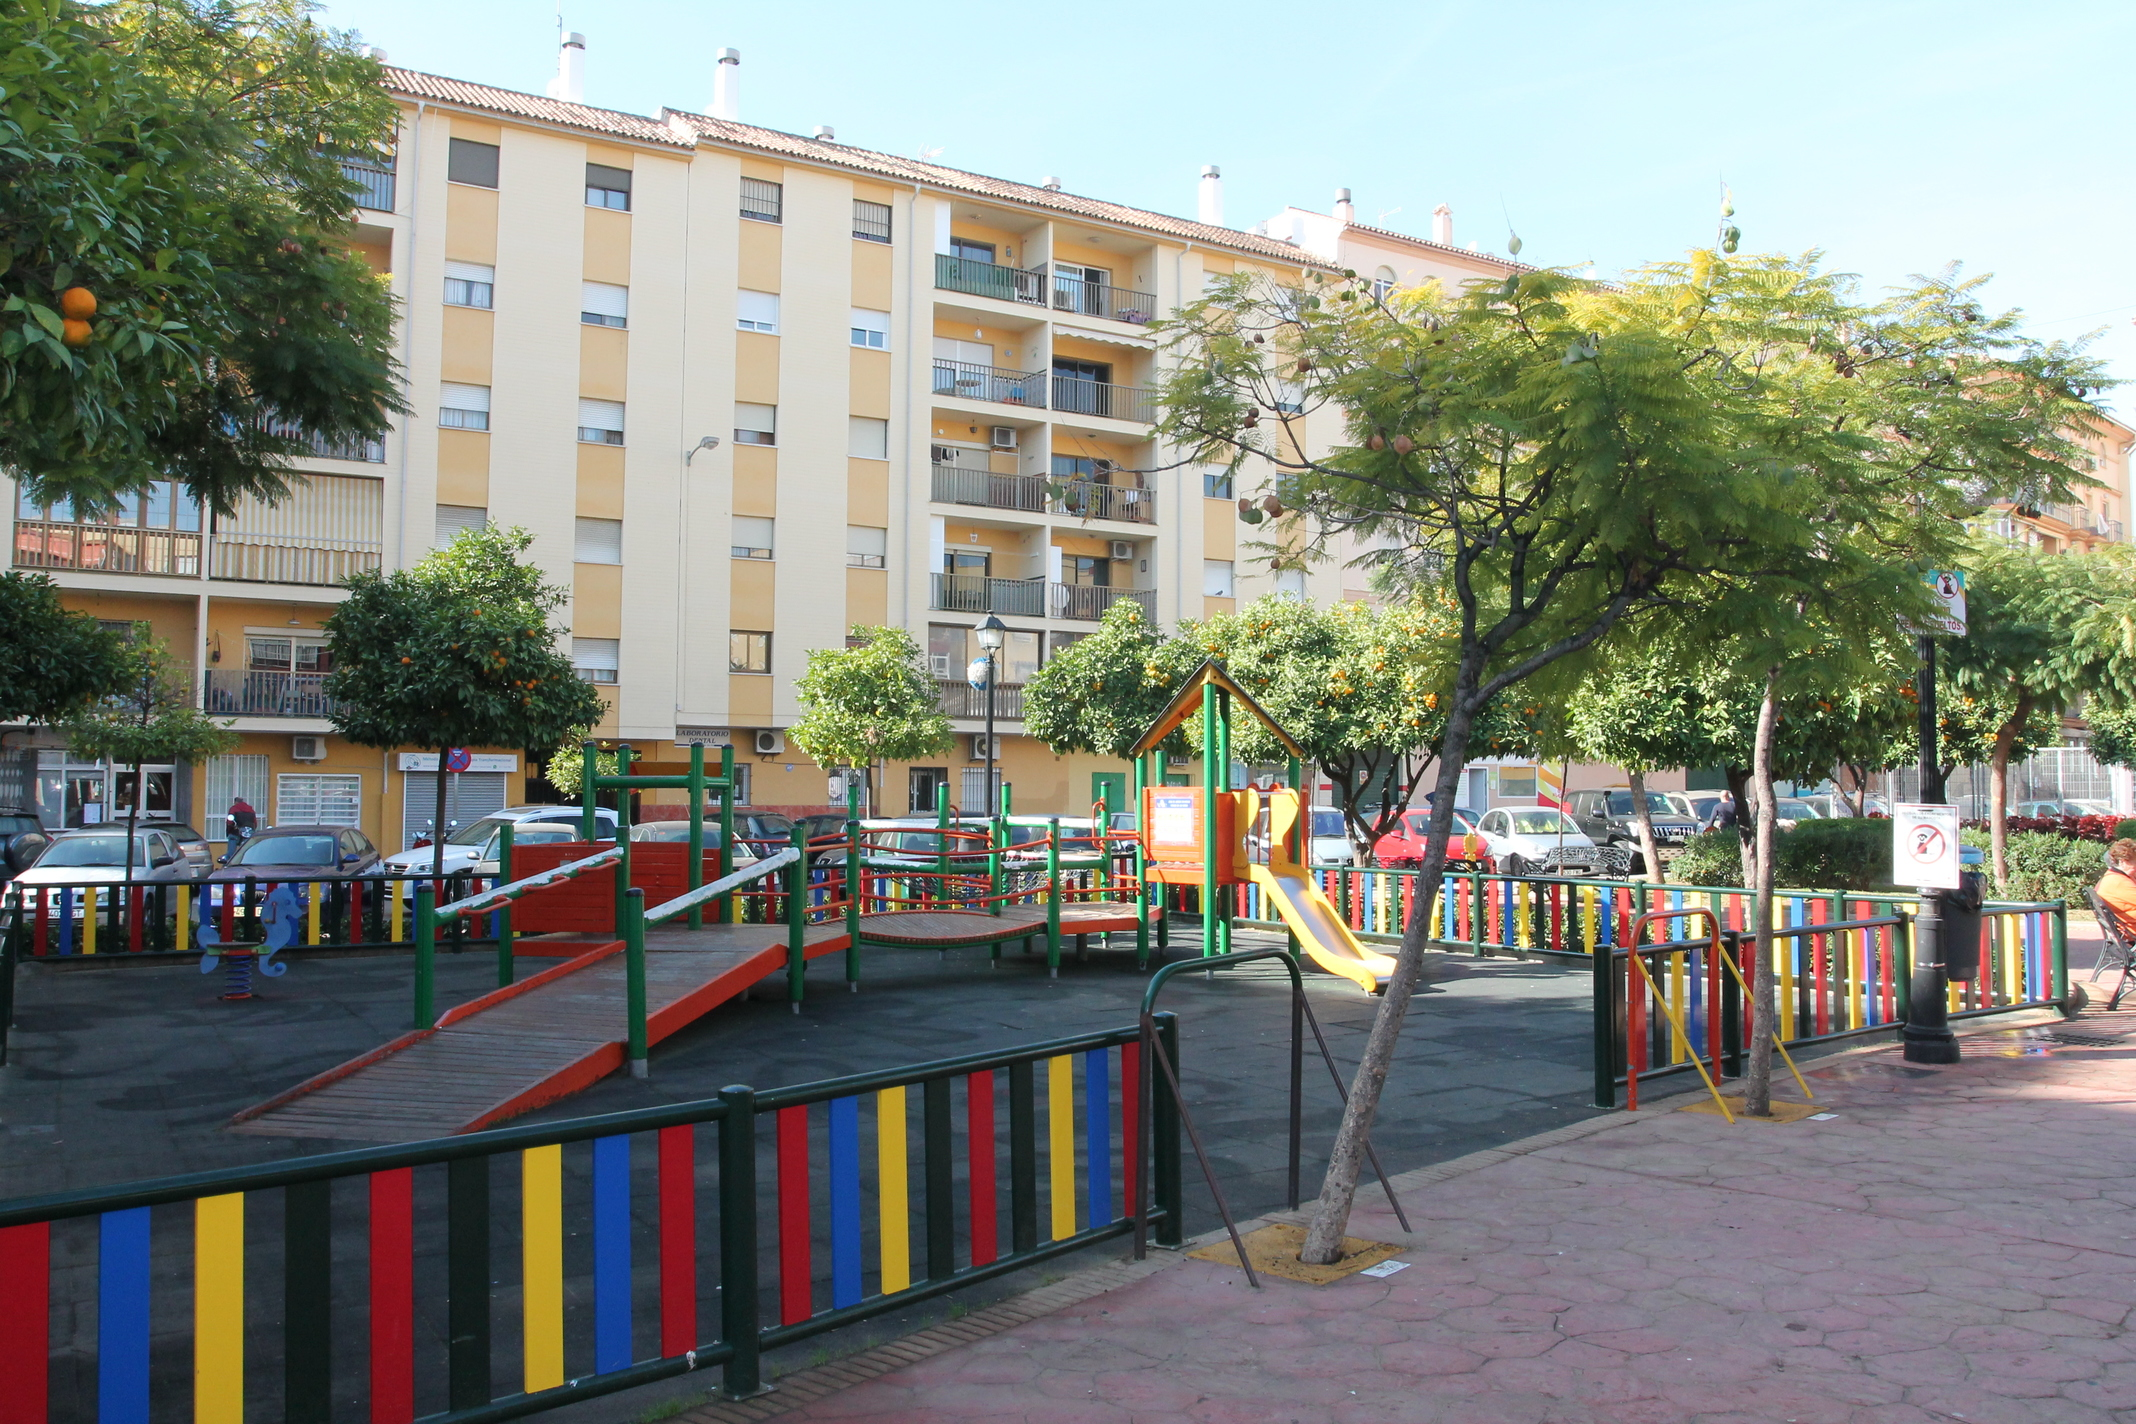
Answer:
1501;853;1526;877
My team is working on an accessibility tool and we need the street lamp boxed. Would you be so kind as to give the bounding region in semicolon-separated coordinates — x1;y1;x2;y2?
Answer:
972;615;1007;815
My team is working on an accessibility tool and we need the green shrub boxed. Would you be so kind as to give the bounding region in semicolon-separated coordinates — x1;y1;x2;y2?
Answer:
1960;828;2102;907
2116;818;2136;843
1667;818;1893;892
1670;828;1744;887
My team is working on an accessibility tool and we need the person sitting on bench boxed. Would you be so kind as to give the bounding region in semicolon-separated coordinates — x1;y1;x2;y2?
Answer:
2097;838;2136;938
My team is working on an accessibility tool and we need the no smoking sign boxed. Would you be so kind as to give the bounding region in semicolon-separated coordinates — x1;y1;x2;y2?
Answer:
1893;803;1961;890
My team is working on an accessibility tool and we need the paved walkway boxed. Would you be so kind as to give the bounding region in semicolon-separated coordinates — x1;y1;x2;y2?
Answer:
681;1008;2136;1424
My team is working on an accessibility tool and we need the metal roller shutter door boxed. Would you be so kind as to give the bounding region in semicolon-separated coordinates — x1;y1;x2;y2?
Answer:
400;771;508;851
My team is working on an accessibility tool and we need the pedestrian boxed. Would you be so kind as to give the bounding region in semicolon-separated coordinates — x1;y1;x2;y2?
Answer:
1708;791;1737;832
2097;839;2136;938
225;795;257;845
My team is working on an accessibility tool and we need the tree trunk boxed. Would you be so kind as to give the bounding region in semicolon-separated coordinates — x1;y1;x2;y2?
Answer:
1627;768;1665;884
431;745;452;880
1724;765;1754;883
1743;667;1784;1118
1987;699;2030;896
1300;697;1479;1265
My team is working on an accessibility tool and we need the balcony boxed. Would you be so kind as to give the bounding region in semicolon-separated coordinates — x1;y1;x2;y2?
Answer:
340;157;396;213
204;670;340;719
930;464;1156;524
1052;585;1154;622
212;471;384;586
930;359;1047;409
13;521;202;577
937;680;1027;719
1051;274;1154;326
1050;374;1157;425
258;413;385;463
1052;479;1155;525
930;573;1046;617
935;254;1047;306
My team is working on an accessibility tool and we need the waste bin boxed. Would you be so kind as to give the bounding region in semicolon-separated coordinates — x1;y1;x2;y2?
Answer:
1942;854;1986;982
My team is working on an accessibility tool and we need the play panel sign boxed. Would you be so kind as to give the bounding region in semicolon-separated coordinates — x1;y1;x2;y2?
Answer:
1893;803;1962;890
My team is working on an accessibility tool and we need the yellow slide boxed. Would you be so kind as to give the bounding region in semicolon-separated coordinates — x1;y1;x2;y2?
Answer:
1245;790;1397;994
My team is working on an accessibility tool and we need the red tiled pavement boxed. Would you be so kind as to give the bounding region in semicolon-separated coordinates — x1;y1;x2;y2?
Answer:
715;1008;2136;1424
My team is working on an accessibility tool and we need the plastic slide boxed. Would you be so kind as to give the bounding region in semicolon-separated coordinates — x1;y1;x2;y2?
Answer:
1248;791;1397;993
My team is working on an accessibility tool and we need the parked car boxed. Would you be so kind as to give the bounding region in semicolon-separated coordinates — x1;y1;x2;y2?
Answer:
812;817;995;872
209;826;382;884
2016;798;2114;819
1564;789;1701;872
1667;792;1728;828
628;820;759;863
1002;816;1107;869
13;827;203;895
1470;807;1602;876
0;807;52;880
159;822;213;872
1370;807;1483;869
1771;797;1824;830
381;805;618;876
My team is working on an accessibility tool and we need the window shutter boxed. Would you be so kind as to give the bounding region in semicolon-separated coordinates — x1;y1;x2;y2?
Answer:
581;281;628;321
574;517;623;563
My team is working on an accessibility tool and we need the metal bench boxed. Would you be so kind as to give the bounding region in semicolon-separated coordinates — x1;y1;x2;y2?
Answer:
2083;887;2135;1010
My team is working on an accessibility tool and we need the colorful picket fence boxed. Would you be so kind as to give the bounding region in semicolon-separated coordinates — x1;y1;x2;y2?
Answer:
0;1021;1175;1423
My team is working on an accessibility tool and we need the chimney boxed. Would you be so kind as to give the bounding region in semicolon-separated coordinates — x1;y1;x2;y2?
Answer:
1432;203;1452;246
545;31;585;103
814;125;835;142
1041;175;1062;191
712;47;740;121
1198;164;1223;226
1333;188;1354;224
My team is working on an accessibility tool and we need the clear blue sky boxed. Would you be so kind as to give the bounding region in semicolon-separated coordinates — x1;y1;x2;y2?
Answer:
319;0;2136;413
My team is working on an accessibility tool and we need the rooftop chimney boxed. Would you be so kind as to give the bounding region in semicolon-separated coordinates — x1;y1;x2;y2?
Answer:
1333;187;1354;224
1198;165;1223;226
368;46;387;61
712;47;740;121
814;125;836;142
1041;175;1062;191
544;32;585;103
1432;203;1452;246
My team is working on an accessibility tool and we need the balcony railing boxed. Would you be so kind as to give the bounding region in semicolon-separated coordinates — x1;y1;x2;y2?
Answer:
341;157;396;213
12;521;203;577
204;670;340;719
1052;584;1154;621
931;464;1049;513
930;359;1048;408
930;573;1046;617
258;413;385;463
1050;374;1157;425
937;680;1027;719
210;537;380;586
1051;274;1155;326
934;254;1047;306
1052;479;1155;525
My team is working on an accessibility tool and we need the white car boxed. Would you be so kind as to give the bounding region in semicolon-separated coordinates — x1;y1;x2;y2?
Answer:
13;827;203;899
382;805;617;877
1471;807;1602;876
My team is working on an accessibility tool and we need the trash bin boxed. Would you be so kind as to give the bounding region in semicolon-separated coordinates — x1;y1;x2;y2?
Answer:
1942;855;1986;982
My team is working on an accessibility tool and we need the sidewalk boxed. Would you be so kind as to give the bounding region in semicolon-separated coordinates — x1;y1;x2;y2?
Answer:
684;1009;2136;1424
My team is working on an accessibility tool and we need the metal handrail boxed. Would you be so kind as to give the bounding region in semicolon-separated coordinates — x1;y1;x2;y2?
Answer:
929;359;1048;407
436;844;624;919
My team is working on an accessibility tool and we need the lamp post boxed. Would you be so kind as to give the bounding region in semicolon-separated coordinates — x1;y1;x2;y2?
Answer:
972;615;1006;815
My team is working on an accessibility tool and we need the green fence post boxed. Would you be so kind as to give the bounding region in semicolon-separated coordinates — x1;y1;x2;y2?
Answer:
624;887;649;1077
612;743;635;940
687;742;706;932
719;744;737;923
1045;824;1062;977
1152;1010;1184;1246
717;1085;768;1399
844;778;862;989
786;826;807;1011
2051;902;2070;1013
580;740;599;843
1200;686;1217;959
989;802;1004;918
495;824;515;988
1592;939;1616;1109
1133;755;1151;969
413;881;436;1030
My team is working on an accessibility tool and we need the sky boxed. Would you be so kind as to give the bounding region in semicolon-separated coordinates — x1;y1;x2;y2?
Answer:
316;0;2136;415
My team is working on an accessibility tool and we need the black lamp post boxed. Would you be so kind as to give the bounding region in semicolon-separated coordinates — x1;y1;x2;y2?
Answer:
1902;630;1961;1064
973;615;1007;813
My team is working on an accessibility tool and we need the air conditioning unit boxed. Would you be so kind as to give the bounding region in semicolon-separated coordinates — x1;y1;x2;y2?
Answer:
970;734;997;761
990;426;1019;450
1109;540;1134;561
753;730;785;756
291;735;327;762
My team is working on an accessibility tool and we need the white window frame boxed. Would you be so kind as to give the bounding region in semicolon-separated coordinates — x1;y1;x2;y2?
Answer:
574;517;623;564
435;504;487;545
577;398;625;446
581;281;628;328
444;260;495;310
737;290;780;334
734;403;776;447
1202;559;1235;598
850;308;890;349
739;178;783;223
276;772;362;828
847;525;886;569
572;637;620;684
731;516;774;560
848;416;889;460
440;383;491;432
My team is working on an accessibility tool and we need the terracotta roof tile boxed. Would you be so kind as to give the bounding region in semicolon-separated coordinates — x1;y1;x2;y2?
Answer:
384;67;693;147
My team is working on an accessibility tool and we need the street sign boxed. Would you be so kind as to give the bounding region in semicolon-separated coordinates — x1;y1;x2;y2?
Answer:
443;747;474;774
1915;570;1968;637
1893;802;1962;890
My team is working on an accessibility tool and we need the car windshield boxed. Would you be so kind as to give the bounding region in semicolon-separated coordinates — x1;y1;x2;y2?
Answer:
0;815;40;836
1506;811;1579;835
1775;800;1820;819
35;834;149;867
231;834;339;866
508;825;577;846
1605;792;1678;816
1311;811;1347;838
448;817;513;847
630;823;724;844
1404;809;1479;834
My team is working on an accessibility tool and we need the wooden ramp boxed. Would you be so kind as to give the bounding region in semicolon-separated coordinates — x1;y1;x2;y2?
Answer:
230;923;851;1143
856;902;1152;945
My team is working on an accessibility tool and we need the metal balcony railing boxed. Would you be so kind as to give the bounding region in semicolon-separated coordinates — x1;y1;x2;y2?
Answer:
12;521;203;577
1049;374;1157;424
930;464;1049;513
1051;584;1154;621
929;573;1046;617
340;157;396;213
257;412;385;463
929;359;1048;408
204;670;340;718
937;680;1027;719
934;253;1047;306
1051;274;1155;325
1051;480;1155;524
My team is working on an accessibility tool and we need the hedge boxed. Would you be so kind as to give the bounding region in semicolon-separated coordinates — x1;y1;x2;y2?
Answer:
1668;818;1895;893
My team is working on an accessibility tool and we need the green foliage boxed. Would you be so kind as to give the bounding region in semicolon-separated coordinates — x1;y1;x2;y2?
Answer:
2086;703;2136;771
543;747;617;800
323;526;603;759
1960;827;2102;907
1022;600;1195;758
2118;819;2136;842
1671;819;1894;892
0;571;131;723
58;638;240;772
788;626;954;770
0;0;402;516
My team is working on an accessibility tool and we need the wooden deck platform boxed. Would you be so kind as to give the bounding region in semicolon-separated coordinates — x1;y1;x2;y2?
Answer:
229;922;851;1143
856;901;1153;946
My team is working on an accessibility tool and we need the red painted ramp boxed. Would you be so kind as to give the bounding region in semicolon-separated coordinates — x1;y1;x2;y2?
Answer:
229;922;851;1143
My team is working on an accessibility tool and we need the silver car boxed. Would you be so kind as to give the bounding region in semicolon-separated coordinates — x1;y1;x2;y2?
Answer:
13;826;204;895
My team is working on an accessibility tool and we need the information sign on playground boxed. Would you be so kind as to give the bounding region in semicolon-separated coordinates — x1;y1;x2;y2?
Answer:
1148;792;1199;853
1893;803;1962;890
1908;570;1968;637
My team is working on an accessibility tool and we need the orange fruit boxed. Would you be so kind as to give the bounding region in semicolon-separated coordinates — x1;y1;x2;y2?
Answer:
60;287;97;320
61;319;92;347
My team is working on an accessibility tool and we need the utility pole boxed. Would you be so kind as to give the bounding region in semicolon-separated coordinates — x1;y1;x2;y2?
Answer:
1902;626;1961;1064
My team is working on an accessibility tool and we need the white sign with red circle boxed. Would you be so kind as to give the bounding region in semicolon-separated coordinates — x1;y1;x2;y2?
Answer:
1893;803;1961;890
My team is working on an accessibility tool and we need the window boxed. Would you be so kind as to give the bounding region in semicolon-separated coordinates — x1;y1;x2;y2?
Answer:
1201;269;1231;293
1065;555;1109;587
731;516;774;559
737;290;779;334
435;504;487;545
850;307;889;349
847;525;886;569
1371;266;1397;301
909;767;949;814
848;416;889;460
1273;568;1307;598
277;773;362;828
578;398;625;446
730;762;752;806
572;637;620;684
248;636;331;673
19;480;199;531
1203;560;1235;597
1204;471;1234;499
852;199;892;243
1497;766;1538;799
574;517;622;564
950;236;995;264
205;755;270;842
444;260;494;309
740;177;782;223
729;631;771;674
440;382;491;431
581;281;628;328
447;138;499;188
734;403;776;446
585;162;631;210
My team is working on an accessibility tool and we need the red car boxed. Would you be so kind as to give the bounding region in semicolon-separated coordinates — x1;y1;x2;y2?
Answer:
1371;806;1485;869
